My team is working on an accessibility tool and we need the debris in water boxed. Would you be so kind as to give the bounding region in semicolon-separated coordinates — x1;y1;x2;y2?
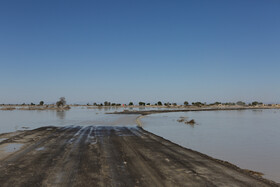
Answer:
185;119;196;125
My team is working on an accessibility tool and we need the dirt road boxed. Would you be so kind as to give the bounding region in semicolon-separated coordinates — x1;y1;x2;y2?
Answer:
0;126;278;187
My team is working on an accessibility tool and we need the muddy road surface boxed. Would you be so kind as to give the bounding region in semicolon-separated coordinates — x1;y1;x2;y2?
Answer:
0;126;278;187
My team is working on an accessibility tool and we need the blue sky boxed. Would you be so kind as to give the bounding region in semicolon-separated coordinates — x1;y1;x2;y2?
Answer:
0;0;279;104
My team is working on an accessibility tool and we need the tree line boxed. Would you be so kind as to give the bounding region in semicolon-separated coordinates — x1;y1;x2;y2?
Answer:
87;101;264;107
4;99;264;107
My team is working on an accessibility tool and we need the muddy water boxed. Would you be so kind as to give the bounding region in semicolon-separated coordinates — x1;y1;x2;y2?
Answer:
0;106;178;134
0;107;139;134
141;109;280;183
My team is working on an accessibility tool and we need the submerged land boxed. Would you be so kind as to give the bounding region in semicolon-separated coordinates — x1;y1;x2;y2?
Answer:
110;106;280;116
0;126;278;186
0;105;279;186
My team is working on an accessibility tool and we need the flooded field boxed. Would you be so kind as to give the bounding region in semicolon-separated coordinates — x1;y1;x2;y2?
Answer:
0;107;138;134
0;107;279;183
0;106;180;134
141;109;280;182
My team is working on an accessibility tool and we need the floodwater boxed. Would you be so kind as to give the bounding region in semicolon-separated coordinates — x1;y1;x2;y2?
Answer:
0;106;175;134
0;107;139;134
0;107;279;182
141;109;280;183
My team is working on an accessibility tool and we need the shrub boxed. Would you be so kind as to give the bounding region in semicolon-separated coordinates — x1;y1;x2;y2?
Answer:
139;102;145;106
56;97;66;107
104;101;111;106
236;101;246;106
192;102;203;107
252;101;263;106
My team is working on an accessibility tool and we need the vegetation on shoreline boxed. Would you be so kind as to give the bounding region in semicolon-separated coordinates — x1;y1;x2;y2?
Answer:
79;100;279;109
0;97;71;111
88;100;276;108
1;100;279;111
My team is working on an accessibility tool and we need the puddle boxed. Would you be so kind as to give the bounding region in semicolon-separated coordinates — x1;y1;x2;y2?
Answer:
36;147;45;151
0;138;8;143
1;143;23;153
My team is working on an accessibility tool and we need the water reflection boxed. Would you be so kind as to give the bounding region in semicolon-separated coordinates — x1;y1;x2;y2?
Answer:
56;111;66;120
252;109;263;113
103;107;110;111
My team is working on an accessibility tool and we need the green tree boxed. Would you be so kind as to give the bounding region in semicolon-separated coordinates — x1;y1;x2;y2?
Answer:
39;101;44;105
104;101;111;106
157;101;162;106
192;102;203;107
56;97;66;107
184;101;189;106
129;102;134;106
252;101;263;106
236;101;246;106
139;102;145;106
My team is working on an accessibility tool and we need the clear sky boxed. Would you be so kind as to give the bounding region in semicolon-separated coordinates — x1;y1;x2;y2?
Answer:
1;0;279;104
